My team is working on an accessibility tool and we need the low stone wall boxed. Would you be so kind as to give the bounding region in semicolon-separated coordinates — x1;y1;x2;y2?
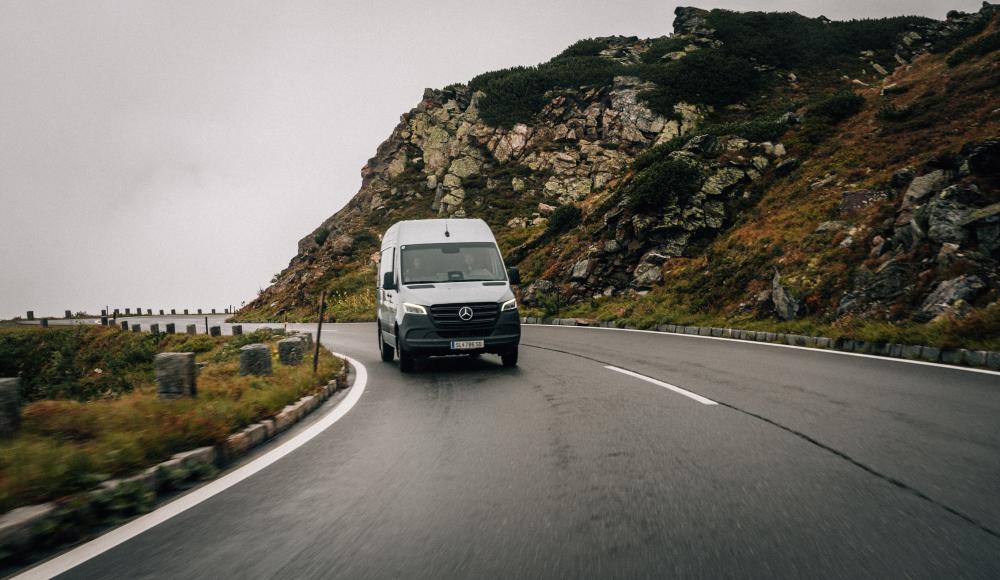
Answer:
521;317;1000;371
0;361;352;557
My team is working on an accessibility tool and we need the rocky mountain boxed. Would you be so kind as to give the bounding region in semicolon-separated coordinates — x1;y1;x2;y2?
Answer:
238;3;1000;348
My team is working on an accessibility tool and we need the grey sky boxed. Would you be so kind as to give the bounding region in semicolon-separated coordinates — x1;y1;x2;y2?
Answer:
0;0;977;319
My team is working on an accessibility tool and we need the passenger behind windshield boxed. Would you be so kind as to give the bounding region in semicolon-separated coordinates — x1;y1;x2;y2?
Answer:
401;242;505;284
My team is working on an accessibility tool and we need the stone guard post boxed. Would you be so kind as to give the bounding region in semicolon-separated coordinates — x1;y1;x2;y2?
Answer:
155;353;196;399
0;378;20;438
278;338;304;365
240;344;272;376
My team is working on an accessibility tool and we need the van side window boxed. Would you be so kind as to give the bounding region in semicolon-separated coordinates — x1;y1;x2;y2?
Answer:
378;247;394;287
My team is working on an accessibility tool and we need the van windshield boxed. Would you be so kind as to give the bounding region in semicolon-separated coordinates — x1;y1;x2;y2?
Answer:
400;242;506;284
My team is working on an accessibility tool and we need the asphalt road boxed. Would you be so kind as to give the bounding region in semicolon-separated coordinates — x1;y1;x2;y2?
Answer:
28;321;1000;578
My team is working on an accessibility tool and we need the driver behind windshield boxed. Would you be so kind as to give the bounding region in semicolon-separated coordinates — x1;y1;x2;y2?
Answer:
463;252;493;279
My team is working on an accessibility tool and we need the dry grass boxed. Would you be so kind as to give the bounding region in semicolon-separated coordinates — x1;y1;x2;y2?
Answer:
0;334;342;513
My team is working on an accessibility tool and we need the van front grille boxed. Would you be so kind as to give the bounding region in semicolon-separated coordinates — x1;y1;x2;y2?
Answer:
429;302;499;329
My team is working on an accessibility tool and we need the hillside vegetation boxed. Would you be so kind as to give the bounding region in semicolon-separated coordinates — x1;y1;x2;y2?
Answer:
237;4;1000;350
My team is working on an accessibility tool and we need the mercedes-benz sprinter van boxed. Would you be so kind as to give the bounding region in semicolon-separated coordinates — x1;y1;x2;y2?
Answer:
376;218;521;372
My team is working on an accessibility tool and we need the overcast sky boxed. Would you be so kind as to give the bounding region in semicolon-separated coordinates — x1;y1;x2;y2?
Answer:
0;0;977;319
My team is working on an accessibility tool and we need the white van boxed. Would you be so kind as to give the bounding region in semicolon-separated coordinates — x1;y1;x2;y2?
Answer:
376;218;521;372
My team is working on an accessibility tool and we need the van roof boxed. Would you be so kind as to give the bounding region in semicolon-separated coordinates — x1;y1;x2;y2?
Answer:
384;218;496;247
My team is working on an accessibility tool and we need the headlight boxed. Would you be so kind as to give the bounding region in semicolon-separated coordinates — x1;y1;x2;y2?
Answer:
403;303;427;315
500;298;517;312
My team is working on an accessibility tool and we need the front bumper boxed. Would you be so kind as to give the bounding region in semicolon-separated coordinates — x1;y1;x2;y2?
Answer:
400;309;520;356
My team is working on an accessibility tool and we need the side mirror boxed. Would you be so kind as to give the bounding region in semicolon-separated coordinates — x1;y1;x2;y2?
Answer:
382;271;397;290
507;267;521;285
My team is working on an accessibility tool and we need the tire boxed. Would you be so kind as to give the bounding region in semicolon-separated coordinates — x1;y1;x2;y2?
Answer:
379;325;394;362
501;347;518;368
397;333;415;373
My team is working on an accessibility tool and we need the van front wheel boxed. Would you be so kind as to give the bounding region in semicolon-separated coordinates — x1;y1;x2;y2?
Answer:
397;334;415;373
501;348;518;368
379;326;394;362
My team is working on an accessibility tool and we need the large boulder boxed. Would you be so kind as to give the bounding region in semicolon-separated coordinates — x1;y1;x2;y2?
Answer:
927;185;986;245
772;270;802;320
571;259;598;280
901;170;948;209
633;262;663;287
918;275;986;319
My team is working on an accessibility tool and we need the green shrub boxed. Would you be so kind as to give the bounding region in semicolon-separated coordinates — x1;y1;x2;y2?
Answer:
707;10;932;69
555;38;608;59
637;50;762;116
623;158;704;210
698;118;788;142
0;327;159;402
546;204;582;235
946;30;1000;67
640;37;689;64
351;230;380;252
631;137;688;173
162;334;216;354
470;57;626;128
808;91;865;123
313;227;329;246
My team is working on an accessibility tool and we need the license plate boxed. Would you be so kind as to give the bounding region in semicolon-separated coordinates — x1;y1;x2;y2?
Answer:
451;340;485;350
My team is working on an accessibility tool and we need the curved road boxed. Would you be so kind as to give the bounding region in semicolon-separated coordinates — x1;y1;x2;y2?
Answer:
23;322;1000;578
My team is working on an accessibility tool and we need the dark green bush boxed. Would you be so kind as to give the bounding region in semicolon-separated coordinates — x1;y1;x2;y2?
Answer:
555;38;608;59
0;327;159;402
313;227;329;246
470;57;626;128
351;230;380;252
808;91;865;122
706;10;932;69
640;37;689;64
623;158;704;210
637;50;761;116
546;204;582;235
946;30;1000;67
631;137;688;173
699;118;788;142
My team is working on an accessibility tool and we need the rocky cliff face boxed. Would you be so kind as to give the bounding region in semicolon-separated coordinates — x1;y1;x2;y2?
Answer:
240;3;1000;344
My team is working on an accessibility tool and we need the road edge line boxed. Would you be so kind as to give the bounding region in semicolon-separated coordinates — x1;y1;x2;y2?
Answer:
528;324;1000;377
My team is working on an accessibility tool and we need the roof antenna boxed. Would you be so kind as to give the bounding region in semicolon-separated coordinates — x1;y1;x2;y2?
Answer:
444;218;450;238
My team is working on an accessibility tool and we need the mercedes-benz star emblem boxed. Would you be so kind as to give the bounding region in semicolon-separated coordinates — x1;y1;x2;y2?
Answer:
458;306;474;321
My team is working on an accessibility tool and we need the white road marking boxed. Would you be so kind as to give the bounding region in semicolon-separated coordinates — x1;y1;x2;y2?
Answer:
605;365;718;406
532;324;1000;377
15;352;369;580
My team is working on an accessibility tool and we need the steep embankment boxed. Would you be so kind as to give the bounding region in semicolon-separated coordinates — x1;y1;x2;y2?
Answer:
237;4;1000;349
